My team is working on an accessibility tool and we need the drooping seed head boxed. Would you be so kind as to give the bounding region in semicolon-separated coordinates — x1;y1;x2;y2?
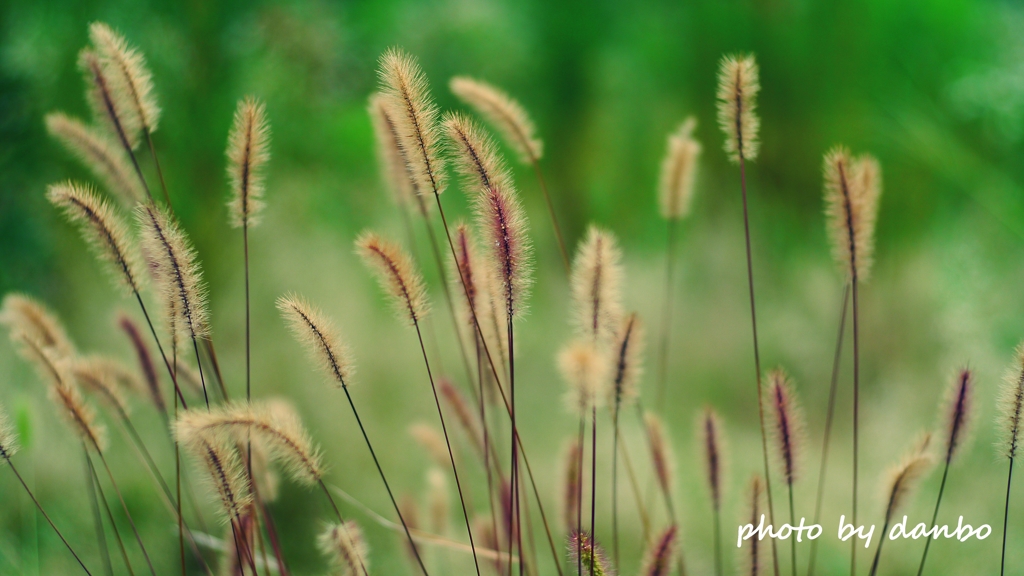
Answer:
765;368;806;486
45;112;145;205
318;520;370;576
443;111;513;197
716;54;760;163
823;147;883;282
645;411;675;497
658;118;701;219
559;340;608;414
69;355;139;415
226;96;271;228
0;402;20;460
88;23;159;134
639;524;678;576
560;437;582;533
997;342;1024;461
450;76;543;163
48;181;145;296
409;422;450;469
377;48;447;196
277;294;355;388
698;406;728;511
369;92;419;206
570;226;623;344
939;368;976;465
78;48;142;151
356;231;430;325
567;531;614;576
880;438;933;523
0;294;76;359
136;204;210;340
608;313;645;411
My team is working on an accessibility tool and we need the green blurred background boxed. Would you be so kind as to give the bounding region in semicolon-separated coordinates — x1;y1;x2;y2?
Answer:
3;0;1024;574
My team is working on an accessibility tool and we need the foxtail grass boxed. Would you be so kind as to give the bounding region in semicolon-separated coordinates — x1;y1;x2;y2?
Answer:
699;407;726;576
765;369;805;576
998;344;1024;575
868;434;932;576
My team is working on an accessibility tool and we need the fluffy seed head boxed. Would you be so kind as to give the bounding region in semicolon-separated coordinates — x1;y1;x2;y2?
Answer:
45;113;145;205
570;226;623;343
823;147;882;282
473;176;532;321
765;368;805;486
69;355;139;415
277;294;355;388
567;531;614;576
79;48;142;151
369;92;419;205
609;314;645;410
450;223;486;333
880;443;933;523
450;76;543;163
179;433;252;523
0;403;19;460
716;54;760;163
355;231;430;325
940;368;976;465
645;411;675;496
136;204;210;340
559;340;608;414
699;406;727;511
998;343;1024;461
658;118;702;219
0;294;76;359
443;111;513;195
560;437;582;533
89;23;160;134
318;520;369;576
48;181;144;296
377;48;447;196
409;423;450;469
741;475;765;576
639;525;678;576
227;96;271;228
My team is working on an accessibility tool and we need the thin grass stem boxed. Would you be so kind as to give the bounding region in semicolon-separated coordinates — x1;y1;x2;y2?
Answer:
84;450;113;576
87;451;134;576
915;459;951;576
1001;458;1013;576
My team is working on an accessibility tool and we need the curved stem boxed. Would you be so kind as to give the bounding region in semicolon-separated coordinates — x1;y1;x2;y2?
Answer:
528;155;570;274
915;459;951;576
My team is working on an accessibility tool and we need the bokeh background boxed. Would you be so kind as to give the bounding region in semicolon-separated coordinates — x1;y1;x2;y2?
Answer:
2;0;1024;574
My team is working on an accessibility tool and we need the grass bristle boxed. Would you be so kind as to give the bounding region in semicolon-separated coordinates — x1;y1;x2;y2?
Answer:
472;166;532;320
355;231;430;325
369;92;418;205
823;146;882;282
79;48;142;151
48;181;144;296
45;112;145;205
178;432;252;524
644;411;674;497
658;118;702;220
639;525;678;576
0;294;76;359
940;368;975;465
88;22;160;134
766;368;806;486
559;340;608;414
997;342;1024;461
609;313;644;410
226;96;271;228
377;48;447;196
450;76;543;163
318;520;370;576
567;531;615;576
570;226;623;344
0;402;20;460
716;54;760;163
443;111;513;196
277;294;355;388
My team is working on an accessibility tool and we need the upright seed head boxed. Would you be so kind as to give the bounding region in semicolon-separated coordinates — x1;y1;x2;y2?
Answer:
609;313;645;411
765;368;806;486
0;294;76;359
78;48;142;151
226;96;271;228
470;173;532;322
998;343;1024;461
567;531;614;576
369;92;418;205
939;368;976;465
88;22;160;134
658;118;702;219
560;437;582;533
355;231;430;325
136;204;210;340
48;181;145;296
570;226;624;344
716;54;760;163
450;76;543;163
0;402;20;460
823;147;883;282
741;475;765;576
377;48;447;196
698;406;728;511
880;438;933;523
45;112;145;205
645;411;675;497
318;520;370;576
639;524;678;576
277;294;355;388
443;111;513;196
559;340;608;415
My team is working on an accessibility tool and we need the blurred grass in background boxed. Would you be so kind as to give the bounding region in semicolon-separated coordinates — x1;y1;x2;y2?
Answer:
3;0;1024;574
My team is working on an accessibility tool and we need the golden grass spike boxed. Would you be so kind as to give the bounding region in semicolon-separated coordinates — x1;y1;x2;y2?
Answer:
716;54;760;163
189;435;252;523
570;225;623;343
427;467;450;535
658;117;702;219
277;294;355;387
474;174;532;320
0;294;76;359
48;181;144;296
45;113;145;205
450;76;543;163
559;340;607;415
880;449;932;522
226;96;271;228
443;112;512;196
49;379;108;451
0;402;19;460
740;475;765;576
639;524;678;576
940;368;976;465
89;22;160;134
369;92;418;205
998;342;1024;460
452;223;507;365
609;313;644;410
79;48;142;150
644;411;675;497
69;355;136;415
377;48;447;196
699;406;727;511
318;520;370;576
136;204;210;340
409;423;450;469
355;231;430;325
823;147;883;282
765;368;806;486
